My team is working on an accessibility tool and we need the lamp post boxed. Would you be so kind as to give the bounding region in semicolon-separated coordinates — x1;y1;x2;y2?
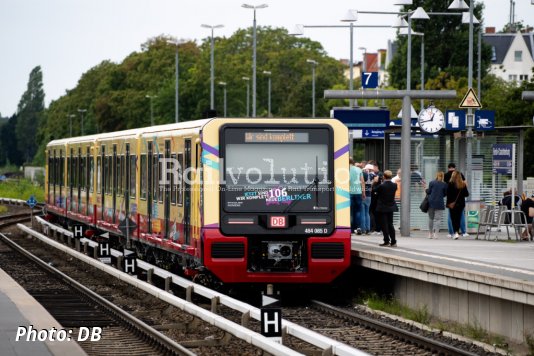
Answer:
242;3;268;118
290;14;391;108
145;95;157;126
218;81;227;117
263;70;271;117
67;114;75;137
358;46;367;106
167;39;185;123
399;28;424;109
201;24;224;111
242;76;250;117
449;0;474;191
77;109;87;136
306;59;318;118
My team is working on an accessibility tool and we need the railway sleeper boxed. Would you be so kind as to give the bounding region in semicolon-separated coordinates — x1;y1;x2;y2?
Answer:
180;331;232;347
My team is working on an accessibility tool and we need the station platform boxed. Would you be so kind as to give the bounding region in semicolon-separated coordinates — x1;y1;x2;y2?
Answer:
0;268;86;356
351;230;534;281
350;230;534;343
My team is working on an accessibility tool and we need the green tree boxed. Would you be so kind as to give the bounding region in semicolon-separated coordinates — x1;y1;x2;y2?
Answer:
15;66;45;163
0;114;23;166
388;0;491;91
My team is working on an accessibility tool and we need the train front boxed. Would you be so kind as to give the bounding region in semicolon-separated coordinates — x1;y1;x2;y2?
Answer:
201;118;351;284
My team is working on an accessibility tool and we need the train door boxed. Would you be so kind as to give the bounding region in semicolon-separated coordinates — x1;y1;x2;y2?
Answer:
112;144;117;224
86;146;90;215
52;150;56;205
101;146;105;220
147;141;153;233
78;147;82;213
125;143;130;217
164;140;171;239
69;148;74;212
59;149;64;212
184;139;191;245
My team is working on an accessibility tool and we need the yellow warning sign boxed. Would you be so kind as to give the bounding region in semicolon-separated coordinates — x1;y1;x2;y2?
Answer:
459;87;482;108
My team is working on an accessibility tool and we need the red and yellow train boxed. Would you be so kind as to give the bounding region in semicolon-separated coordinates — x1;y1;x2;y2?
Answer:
45;118;351;286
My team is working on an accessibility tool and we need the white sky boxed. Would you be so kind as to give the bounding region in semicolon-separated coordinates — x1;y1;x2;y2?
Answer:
0;0;533;117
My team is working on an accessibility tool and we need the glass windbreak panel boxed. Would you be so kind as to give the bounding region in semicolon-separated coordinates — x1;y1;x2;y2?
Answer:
223;129;331;213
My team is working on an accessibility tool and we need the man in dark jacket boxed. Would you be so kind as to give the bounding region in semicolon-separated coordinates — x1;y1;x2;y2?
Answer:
375;170;398;247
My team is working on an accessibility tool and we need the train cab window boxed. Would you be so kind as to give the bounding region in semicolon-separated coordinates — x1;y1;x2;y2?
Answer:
105;156;111;195
177;153;184;206
67;157;70;188
130;155;136;199
59;152;64;187
80;157;85;191
140;154;147;200
222;127;332;213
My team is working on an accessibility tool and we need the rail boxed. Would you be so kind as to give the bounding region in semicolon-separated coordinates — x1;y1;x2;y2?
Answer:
27;216;368;356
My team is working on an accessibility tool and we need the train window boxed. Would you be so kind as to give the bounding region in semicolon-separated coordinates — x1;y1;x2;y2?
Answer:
80;157;85;191
121;155;125;196
67;157;70;188
105;156;110;195
153;154;159;203
170;154;177;205
60;153;64;187
158;154;164;204
140;154;147;200
222;127;332;213
90;157;94;193
130;155;136;199
117;155;122;196
177;153;183;206
97;157;101;193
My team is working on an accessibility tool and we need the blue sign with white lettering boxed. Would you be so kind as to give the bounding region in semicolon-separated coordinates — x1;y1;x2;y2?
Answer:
362;129;384;138
475;110;495;130
332;109;390;129
492;143;513;175
26;195;37;209
445;110;466;131
361;72;379;89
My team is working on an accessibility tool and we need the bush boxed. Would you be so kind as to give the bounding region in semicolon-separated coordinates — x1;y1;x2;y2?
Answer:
0;179;45;202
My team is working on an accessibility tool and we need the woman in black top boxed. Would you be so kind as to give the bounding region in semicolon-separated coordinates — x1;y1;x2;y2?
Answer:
446;171;469;239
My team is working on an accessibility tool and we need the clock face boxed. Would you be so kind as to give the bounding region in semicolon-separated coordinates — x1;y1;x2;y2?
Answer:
418;107;444;133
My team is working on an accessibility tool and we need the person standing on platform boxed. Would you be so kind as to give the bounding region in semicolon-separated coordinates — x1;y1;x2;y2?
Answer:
446;171;469;239
444;163;468;238
520;194;534;240
361;163;373;235
426;171;448;239
368;162;383;235
349;158;365;235
375;170;398;247
392;168;402;201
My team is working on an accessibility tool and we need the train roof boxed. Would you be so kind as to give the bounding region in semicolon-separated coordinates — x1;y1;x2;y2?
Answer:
46;118;213;147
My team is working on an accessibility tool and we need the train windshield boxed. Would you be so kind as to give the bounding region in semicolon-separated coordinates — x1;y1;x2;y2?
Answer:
221;127;332;213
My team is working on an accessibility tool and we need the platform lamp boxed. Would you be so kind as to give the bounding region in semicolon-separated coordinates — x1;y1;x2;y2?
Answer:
218;81;227;117
77;109;87;136
201;24;224;111
306;59;318;118
242;76;250;117
262;71;271;117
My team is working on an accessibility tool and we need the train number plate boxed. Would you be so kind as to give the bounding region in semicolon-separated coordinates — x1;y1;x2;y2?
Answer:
268;216;287;228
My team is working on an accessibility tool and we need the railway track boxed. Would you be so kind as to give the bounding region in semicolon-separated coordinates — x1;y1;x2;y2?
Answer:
0;205;503;356
0;232;194;356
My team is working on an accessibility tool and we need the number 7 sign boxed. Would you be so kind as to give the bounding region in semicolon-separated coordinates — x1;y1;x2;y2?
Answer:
361;72;379;89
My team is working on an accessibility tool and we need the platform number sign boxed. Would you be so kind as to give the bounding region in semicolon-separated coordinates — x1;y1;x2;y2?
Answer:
361;72;379;89
72;225;85;239
98;242;111;264
122;255;137;275
260;308;282;343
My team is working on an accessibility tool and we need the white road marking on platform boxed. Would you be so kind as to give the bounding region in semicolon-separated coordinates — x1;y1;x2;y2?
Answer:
354;240;534;277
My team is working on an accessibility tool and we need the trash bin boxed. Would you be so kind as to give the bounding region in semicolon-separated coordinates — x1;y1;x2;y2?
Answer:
466;200;484;234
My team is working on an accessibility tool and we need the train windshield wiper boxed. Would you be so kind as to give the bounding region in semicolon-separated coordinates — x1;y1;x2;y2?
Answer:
283;156;320;214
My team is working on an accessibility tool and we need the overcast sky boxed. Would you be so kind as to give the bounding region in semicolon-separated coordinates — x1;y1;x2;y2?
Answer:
1;0;533;117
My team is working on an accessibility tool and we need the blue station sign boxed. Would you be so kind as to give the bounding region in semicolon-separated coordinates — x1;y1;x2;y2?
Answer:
445;110;466;131
492;143;513;175
332;108;390;130
361;72;379;89
475;110;495;130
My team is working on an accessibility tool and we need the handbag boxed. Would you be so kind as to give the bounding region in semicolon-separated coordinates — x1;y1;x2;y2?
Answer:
447;190;461;209
419;195;429;213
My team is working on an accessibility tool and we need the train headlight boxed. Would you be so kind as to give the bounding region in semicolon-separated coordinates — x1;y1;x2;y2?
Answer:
267;242;293;261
